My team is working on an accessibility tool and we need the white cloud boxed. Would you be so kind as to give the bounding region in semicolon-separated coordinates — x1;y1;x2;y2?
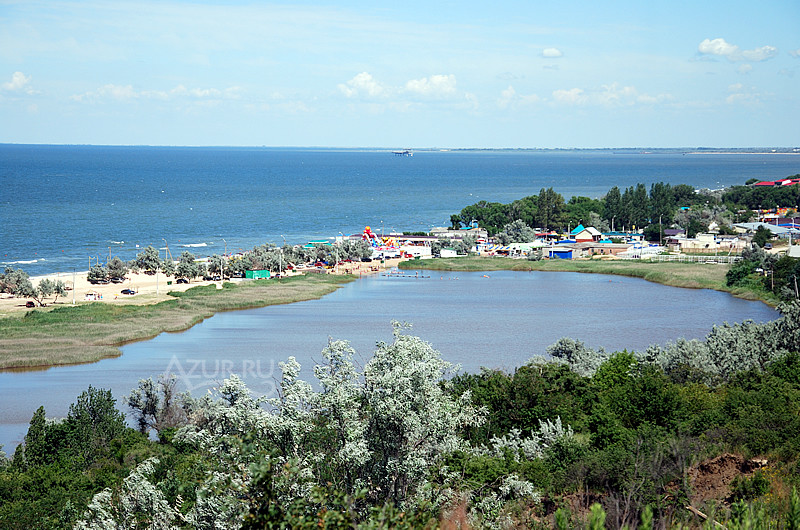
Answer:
498;85;541;109
741;46;778;62
790;49;800;58
337;72;461;105
2;71;34;94
725;83;763;105
541;47;563;58
698;38;777;62
552;83;672;107
71;83;241;102
463;92;479;111
338;72;385;98
737;64;752;75
698;38;739;57
726;92;759;105
498;85;516;109
404;74;457;97
553;87;584;105
170;85;242;99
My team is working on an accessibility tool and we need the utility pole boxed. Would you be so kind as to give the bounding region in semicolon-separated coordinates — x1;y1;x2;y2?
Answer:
280;235;286;276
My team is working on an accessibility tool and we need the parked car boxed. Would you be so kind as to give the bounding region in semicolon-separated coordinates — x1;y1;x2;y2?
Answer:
120;288;136;295
25;301;35;308
176;278;189;284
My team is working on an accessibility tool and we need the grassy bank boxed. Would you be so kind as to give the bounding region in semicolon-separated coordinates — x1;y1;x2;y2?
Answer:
0;274;353;370
399;256;777;304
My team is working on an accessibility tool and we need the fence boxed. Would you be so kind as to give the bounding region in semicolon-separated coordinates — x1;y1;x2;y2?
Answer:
646;254;742;264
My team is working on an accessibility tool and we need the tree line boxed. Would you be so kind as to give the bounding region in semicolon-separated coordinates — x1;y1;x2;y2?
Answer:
450;178;800;238
0;239;375;306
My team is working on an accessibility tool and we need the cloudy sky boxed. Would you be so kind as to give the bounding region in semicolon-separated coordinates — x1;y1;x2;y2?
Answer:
1;0;798;147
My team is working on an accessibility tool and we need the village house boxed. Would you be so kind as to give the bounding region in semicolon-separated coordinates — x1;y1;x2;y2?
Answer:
572;225;603;243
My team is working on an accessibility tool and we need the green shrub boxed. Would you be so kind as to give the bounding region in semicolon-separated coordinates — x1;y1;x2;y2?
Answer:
731;470;771;501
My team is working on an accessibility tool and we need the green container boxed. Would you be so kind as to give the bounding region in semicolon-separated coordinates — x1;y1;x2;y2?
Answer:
167;281;172;285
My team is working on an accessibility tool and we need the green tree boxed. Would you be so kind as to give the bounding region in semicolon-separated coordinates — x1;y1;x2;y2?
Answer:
564;196;604;230
508;195;539;227
0;266;31;294
604;186;622;229
495;219;536;244
21;406;47;468
686;218;707;238
643;223;665;244
161;258;175;276
458;200;510;235
176;251;199;280
107;256;128;280
361;324;485;503
632;183;650;228
64;386;126;466
134;245;161;274
87;264;108;284
126;375;187;438
672;183;698;206
48;279;67;304
14;277;65;306
208;254;227;277
536;187;566;231
752;225;773;247
649;182;675;223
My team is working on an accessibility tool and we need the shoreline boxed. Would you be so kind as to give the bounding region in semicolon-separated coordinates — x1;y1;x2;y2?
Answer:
0;258;402;371
0;255;776;372
399;256;778;307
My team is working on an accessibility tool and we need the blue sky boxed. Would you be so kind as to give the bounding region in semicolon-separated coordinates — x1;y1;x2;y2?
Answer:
1;0;798;147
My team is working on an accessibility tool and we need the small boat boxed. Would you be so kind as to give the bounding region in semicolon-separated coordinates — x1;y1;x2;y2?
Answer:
392;150;413;157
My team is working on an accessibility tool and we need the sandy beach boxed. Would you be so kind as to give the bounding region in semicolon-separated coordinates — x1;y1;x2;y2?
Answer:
0;257;404;318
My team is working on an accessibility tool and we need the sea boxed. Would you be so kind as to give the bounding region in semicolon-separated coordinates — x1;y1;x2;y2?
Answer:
0;145;796;450
2;145;799;278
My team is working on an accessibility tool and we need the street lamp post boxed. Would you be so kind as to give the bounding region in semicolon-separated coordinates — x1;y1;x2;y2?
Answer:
280;235;286;276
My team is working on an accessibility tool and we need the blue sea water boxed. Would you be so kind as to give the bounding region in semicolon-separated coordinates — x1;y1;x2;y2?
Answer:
2;145;798;277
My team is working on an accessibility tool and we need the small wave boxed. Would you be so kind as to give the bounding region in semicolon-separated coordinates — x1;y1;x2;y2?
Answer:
109;240;125;244
2;259;40;265
181;243;208;248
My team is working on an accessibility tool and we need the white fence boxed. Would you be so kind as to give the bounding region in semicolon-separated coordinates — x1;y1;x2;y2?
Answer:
645;254;742;264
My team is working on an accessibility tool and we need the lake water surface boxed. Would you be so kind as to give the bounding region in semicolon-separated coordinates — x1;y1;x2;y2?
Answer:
0;270;778;451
